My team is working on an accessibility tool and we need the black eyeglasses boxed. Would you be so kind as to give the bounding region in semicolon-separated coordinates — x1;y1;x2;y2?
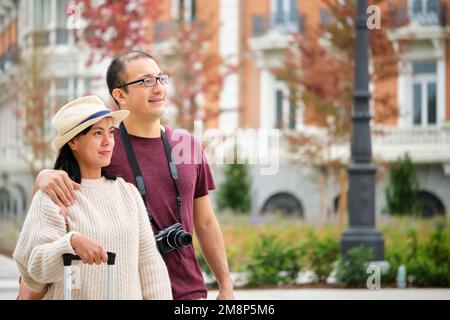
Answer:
119;74;170;89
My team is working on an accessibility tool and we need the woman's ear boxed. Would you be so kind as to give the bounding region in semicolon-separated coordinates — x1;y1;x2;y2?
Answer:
68;138;78;151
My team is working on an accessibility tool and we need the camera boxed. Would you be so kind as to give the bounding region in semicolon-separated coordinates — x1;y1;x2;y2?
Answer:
155;222;192;255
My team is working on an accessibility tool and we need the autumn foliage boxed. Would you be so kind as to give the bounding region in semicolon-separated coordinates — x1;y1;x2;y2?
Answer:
72;0;235;130
73;0;164;62
276;0;403;148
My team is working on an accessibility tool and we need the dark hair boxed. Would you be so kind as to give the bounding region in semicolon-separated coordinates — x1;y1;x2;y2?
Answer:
106;50;156;106
53;125;116;184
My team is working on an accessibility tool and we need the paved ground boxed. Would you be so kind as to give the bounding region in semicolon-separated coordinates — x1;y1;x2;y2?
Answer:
1;255;449;300
207;288;450;300
0;254;19;300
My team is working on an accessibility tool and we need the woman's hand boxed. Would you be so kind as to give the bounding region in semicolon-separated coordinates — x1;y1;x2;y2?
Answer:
70;233;108;265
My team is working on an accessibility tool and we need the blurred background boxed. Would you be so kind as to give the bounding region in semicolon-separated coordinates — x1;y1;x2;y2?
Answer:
0;0;449;290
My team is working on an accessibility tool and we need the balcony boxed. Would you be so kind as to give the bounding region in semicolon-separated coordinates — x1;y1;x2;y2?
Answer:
282;125;450;166
388;1;447;27
249;13;305;69
252;13;305;37
387;1;450;52
151;20;205;60
371;125;450;164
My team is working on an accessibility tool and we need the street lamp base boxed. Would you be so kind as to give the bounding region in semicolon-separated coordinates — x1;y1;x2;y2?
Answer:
340;227;385;260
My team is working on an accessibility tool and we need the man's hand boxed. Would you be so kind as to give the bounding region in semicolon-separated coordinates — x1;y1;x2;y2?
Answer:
17;278;47;300
216;281;235;300
70;234;108;265
36;169;80;207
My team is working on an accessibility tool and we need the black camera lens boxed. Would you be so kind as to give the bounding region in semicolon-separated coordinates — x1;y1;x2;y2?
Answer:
175;230;192;247
168;228;192;248
156;223;192;255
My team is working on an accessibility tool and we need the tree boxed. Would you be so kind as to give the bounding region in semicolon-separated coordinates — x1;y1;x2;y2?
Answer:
216;146;252;213
154;18;236;131
385;152;421;216
73;0;235;130
73;0;164;62
274;0;404;222
10;49;53;179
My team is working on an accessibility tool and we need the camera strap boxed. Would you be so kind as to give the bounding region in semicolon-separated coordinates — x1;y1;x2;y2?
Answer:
119;123;183;225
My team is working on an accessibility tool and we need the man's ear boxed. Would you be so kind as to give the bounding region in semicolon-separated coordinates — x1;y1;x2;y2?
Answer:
112;88;127;107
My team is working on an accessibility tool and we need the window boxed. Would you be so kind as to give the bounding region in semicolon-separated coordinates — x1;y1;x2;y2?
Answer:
320;9;334;25
276;90;283;129
289;98;296;129
272;0;298;27
85;77;92;92
56;0;69;28
275;88;297;129
252;15;268;37
29;0;71;46
54;77;70;116
409;0;440;25
411;61;437;126
56;0;69;44
289;0;297;22
174;0;196;23
33;0;52;29
275;0;284;24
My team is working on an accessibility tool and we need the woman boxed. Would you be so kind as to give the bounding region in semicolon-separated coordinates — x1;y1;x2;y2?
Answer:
13;96;172;300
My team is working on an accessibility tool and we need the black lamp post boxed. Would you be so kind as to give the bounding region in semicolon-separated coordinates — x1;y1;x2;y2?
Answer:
340;0;384;260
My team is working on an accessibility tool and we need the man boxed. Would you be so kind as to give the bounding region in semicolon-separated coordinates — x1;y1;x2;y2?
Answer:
24;51;234;300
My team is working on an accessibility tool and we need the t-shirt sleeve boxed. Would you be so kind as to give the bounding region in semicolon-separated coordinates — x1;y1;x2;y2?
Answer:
194;149;216;199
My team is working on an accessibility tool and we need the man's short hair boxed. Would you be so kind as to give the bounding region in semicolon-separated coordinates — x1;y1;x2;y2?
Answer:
106;50;156;106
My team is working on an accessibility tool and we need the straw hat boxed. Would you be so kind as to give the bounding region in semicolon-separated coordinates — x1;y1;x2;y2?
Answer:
51;96;129;152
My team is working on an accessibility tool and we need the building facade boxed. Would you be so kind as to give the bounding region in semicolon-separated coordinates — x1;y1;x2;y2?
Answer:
236;0;450;219
0;0;109;221
0;0;449;221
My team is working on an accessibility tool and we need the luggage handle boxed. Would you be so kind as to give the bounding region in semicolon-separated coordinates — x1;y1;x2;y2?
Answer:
62;252;116;300
62;252;116;266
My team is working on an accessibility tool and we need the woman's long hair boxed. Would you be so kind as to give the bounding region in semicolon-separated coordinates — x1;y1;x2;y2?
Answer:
53;125;116;183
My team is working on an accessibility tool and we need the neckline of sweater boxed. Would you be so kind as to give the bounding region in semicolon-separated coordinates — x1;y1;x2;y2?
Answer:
80;176;109;189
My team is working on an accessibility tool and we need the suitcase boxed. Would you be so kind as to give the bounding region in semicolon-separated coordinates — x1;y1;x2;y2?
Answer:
62;252;116;300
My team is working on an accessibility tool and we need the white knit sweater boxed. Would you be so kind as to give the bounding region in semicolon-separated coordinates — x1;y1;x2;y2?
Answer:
13;177;172;300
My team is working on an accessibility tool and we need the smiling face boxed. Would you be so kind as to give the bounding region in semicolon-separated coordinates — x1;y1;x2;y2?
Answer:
112;57;167;120
69;117;115;178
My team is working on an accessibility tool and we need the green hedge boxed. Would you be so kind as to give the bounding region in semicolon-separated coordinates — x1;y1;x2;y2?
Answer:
196;216;449;288
243;234;302;287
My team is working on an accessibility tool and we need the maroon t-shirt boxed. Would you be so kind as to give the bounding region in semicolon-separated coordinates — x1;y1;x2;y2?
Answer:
106;126;215;300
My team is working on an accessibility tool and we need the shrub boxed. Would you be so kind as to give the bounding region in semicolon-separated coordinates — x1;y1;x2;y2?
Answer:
407;256;450;287
384;245;407;284
426;218;449;265
243;234;302;287
216;162;251;214
385;153;421;216
336;245;374;287
304;232;339;281
406;219;450;287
